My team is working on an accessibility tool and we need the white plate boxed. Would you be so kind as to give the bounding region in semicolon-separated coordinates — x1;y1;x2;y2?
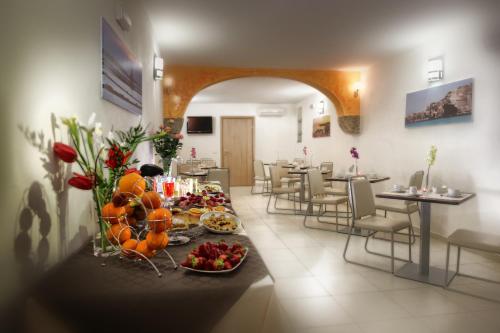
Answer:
181;247;249;274
200;211;241;234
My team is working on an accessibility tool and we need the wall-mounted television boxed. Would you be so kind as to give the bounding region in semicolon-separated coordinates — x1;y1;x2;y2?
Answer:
187;116;213;134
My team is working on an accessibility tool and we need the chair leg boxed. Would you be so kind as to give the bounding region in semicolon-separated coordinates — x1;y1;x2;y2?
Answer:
408;213;416;244
445;241;451;287
342;225;353;262
303;202;312;227
456;246;461;274
391;232;395;274
408;227;412;262
266;193;273;213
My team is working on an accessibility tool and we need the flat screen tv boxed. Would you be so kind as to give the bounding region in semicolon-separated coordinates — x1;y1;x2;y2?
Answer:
187;116;213;134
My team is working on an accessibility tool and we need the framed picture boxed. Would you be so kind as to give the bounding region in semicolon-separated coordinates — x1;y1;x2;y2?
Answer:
405;78;473;127
101;17;142;115
313;115;331;138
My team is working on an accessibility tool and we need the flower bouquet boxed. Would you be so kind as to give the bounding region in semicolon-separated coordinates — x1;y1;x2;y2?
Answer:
152;120;184;175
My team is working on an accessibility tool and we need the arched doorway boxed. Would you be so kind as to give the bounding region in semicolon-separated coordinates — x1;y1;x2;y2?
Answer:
163;65;361;134
177;77;335;185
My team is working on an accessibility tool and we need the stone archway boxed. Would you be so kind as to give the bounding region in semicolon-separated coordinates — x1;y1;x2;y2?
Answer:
163;65;361;134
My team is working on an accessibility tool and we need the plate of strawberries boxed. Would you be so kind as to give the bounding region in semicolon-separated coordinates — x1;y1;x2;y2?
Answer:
180;241;248;273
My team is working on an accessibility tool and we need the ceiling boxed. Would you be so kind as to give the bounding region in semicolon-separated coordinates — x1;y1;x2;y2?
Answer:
190;77;319;104
143;0;497;70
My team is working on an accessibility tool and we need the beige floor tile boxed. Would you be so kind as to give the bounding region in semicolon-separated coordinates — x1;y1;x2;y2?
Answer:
274;276;328;298
385;287;467;316
281;296;355;328
267;259;312;279
334;291;411;323
300;323;363;333
358;317;433;333
317;273;378;295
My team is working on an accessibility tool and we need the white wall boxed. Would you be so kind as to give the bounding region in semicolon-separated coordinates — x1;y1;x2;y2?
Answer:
0;0;162;304
180;103;298;164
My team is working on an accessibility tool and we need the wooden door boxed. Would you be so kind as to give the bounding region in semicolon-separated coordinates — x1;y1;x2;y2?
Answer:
221;117;254;186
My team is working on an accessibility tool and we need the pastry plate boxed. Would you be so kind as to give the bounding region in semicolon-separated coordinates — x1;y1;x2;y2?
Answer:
200;212;242;234
181;248;249;274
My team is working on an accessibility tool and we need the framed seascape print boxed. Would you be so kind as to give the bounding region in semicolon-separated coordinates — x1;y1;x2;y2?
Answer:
405;78;473;127
101;17;143;115
312;115;331;138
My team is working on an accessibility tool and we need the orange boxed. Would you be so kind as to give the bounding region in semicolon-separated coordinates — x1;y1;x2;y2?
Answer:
135;240;154;259
118;173;146;197
121;238;138;257
106;223;131;244
147;208;172;232
146;231;167;250
102;202;126;224
142;191;162;209
159;233;169;250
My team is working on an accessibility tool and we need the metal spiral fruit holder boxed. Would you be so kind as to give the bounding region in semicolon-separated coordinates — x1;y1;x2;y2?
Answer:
98;176;178;277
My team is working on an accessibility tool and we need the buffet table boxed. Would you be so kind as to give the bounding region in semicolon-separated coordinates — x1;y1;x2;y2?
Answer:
30;190;279;333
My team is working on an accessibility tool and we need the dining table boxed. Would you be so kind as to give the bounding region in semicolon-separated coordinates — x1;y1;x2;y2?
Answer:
179;170;209;177
376;190;475;286
287;168;329;204
28;189;279;333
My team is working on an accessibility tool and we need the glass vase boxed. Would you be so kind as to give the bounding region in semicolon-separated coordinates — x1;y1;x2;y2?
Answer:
162;157;172;176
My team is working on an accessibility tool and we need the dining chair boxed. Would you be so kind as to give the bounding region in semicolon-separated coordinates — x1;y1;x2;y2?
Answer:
320;161;334;187
177;163;191;174
200;158;216;167
375;170;424;244
343;178;412;273
207;168;230;196
303;169;349;231
277;160;300;187
293;157;305;164
251;160;271;194
266;166;299;214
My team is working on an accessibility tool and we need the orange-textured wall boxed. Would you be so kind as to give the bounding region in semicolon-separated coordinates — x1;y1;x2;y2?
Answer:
163;65;361;134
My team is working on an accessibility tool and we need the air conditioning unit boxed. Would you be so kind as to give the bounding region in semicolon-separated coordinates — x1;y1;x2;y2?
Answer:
258;107;285;117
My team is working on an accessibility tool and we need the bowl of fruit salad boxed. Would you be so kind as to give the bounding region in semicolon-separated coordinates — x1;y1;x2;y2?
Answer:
180;241;248;273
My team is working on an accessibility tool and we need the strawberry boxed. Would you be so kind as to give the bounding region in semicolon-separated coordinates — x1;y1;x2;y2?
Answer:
198;257;207;268
191;249;200;257
209;248;218;260
230;254;242;266
198;244;209;258
181;259;190;267
207;259;215;271
218;254;229;261
231;243;242;252
218;241;228;251
220;193;225;197
213;258;224;271
225;198;231;203
223;261;233;270
191;257;200;269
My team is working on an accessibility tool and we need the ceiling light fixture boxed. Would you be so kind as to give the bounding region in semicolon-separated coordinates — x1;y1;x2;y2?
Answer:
153;55;164;80
427;57;444;82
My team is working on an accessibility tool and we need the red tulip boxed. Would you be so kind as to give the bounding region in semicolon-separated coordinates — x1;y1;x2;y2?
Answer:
53;142;77;163
68;173;93;190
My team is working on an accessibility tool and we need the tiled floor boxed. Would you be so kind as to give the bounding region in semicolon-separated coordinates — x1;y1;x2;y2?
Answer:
230;187;500;333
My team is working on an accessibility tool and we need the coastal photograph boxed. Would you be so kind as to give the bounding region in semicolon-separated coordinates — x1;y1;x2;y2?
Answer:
312;115;331;137
405;78;473;127
101;18;142;115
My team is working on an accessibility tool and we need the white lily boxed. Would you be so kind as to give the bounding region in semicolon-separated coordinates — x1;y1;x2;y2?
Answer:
107;131;114;141
87;112;96;127
95;122;103;137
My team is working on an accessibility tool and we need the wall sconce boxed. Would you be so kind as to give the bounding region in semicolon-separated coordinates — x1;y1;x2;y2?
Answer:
427;57;444;82
352;81;362;98
310;100;325;115
153;55;164;80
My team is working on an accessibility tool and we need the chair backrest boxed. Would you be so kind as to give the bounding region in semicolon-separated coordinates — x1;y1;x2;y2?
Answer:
253;160;265;178
307;169;326;197
293;158;305;164
409;170;424;188
320;162;333;171
348;178;376;219
207;168;230;195
405;170;424;205
178;163;191;173
269;166;282;188
200;158;216;167
276;160;289;179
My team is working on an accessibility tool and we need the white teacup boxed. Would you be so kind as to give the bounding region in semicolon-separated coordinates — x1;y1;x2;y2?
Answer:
408;186;418;195
448;188;461;197
392;184;403;192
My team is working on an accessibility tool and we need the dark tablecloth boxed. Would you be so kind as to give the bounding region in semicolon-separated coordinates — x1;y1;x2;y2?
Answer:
32;232;270;333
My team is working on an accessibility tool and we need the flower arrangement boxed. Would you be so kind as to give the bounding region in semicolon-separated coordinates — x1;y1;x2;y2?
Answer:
152;121;184;173
303;146;308;156
53;114;164;253
425;145;437;190
349;147;359;175
191;147;197;159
